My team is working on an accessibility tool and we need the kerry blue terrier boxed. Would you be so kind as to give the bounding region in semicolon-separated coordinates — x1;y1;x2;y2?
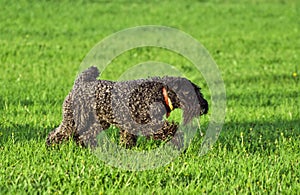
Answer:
46;66;208;148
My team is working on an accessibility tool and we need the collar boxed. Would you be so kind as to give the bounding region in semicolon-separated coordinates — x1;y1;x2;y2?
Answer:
162;87;173;118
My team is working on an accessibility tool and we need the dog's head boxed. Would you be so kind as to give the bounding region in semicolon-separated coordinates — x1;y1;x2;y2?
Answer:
162;77;208;124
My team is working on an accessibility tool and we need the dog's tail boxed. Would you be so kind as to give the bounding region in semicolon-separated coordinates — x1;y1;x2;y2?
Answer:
75;66;99;84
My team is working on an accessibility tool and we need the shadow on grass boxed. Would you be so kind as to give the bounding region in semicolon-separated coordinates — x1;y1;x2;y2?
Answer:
0;124;52;145
1;118;299;155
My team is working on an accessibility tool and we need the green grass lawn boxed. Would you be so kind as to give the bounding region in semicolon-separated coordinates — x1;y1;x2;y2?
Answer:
1;0;299;194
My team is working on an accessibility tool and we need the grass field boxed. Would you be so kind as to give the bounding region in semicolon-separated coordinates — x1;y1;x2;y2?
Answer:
1;0;299;194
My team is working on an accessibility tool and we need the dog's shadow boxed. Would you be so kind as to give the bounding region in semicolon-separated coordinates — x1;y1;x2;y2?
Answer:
0;124;51;146
1;118;299;155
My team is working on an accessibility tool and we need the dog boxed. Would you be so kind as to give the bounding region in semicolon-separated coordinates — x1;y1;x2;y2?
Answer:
46;66;208;148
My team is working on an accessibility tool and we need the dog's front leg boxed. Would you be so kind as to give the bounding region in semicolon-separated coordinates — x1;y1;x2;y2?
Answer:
119;129;137;148
150;121;184;149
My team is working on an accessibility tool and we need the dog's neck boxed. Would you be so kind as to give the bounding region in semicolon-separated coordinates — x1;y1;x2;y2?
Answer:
162;87;173;118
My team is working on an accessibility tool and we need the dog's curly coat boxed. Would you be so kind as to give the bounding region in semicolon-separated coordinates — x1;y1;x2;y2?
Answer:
46;66;208;148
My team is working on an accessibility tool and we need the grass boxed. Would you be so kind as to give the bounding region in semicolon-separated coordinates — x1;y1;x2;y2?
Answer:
1;0;299;194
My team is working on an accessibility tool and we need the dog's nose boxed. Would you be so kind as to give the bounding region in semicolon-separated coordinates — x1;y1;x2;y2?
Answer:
200;98;208;115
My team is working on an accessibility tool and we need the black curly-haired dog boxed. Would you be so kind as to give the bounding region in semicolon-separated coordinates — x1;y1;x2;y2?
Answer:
46;66;208;148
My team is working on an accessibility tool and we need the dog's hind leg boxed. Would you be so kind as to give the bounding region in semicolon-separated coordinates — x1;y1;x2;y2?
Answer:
46;93;75;146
